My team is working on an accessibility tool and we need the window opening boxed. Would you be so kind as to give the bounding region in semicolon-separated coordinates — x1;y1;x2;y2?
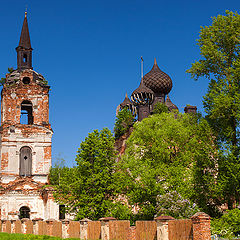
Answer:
20;100;33;124
19;146;32;177
22;77;30;84
23;54;27;63
19;206;30;219
59;205;65;220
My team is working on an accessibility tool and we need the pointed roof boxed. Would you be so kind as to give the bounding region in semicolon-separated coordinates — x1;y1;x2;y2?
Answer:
18;12;32;49
120;93;132;108
165;95;178;111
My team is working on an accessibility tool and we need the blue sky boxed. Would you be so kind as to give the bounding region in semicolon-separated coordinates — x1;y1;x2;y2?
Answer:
0;0;240;166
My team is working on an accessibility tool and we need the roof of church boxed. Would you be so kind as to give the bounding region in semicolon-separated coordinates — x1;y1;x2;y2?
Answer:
120;93;132;108
143;58;172;95
165;95;178;111
132;78;154;95
18;12;32;49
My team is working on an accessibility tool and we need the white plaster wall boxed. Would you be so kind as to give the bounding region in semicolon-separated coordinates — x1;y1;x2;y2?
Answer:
0;192;59;220
1;126;53;184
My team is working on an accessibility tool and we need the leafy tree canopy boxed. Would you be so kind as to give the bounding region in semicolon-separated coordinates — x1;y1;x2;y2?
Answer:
51;128;131;220
187;10;240;209
116;112;219;219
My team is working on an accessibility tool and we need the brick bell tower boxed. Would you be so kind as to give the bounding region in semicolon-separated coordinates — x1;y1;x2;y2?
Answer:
0;12;58;220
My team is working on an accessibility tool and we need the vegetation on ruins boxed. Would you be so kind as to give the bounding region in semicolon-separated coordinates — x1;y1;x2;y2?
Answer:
0;67;14;86
114;108;136;139
115;112;218;219
152;102;169;115
187;10;240;210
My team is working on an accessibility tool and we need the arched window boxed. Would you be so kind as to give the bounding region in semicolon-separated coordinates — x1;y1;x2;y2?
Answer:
19;206;30;219
20;100;33;124
19;146;32;177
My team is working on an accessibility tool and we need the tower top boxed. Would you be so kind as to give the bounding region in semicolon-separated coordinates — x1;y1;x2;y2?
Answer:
16;12;33;70
18;12;32;49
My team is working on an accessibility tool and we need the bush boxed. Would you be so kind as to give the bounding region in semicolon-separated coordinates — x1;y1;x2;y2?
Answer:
156;191;199;219
211;208;240;239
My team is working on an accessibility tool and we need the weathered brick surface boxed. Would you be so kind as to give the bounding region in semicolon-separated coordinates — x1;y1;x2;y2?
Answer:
191;212;211;240
128;226;136;240
1;152;8;171
1;70;50;127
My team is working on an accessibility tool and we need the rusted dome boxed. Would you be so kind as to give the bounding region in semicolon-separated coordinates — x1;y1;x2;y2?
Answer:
131;79;154;105
143;58;172;95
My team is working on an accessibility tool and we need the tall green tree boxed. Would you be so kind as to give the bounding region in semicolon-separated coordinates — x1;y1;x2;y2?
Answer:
116;113;219;219
52;128;131;220
187;11;240;208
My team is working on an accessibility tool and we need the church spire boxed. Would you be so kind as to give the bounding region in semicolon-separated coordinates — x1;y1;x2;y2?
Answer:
16;12;33;70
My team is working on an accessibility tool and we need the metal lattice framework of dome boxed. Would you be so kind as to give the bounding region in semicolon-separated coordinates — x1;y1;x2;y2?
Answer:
143;58;172;95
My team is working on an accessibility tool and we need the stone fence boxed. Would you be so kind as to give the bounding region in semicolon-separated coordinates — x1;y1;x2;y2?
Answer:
0;212;211;240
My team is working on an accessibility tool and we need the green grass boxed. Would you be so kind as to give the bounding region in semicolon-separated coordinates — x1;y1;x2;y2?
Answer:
0;232;81;240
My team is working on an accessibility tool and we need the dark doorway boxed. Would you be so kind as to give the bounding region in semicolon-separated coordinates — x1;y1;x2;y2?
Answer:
19;206;30;219
59;205;66;220
19;146;32;177
20;100;33;124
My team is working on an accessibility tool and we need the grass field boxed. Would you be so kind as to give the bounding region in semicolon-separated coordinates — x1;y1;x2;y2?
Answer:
0;232;81;240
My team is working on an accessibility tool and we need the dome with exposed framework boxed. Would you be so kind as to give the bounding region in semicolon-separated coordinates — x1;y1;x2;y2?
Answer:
131;79;154;105
143;58;172;95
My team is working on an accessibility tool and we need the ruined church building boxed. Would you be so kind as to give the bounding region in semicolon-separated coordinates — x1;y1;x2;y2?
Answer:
0;13;61;220
0;12;197;221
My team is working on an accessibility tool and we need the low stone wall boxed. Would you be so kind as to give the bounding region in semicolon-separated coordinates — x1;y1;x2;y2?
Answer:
0;212;211;240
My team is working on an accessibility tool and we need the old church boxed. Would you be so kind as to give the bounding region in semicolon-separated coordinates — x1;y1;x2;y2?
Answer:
0;13;60;220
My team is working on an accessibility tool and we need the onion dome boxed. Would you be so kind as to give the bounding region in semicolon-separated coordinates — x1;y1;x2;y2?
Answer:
120;93;137;116
143;58;172;95
165;95;178;111
131;79;154;105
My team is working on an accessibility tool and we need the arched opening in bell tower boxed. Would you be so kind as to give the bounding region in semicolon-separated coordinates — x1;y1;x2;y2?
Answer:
20;100;33;124
19;146;32;177
23;54;27;63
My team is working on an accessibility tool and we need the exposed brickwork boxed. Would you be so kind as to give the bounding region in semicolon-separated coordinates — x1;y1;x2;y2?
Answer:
1;70;50;127
1;152;8;171
191;212;211;240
